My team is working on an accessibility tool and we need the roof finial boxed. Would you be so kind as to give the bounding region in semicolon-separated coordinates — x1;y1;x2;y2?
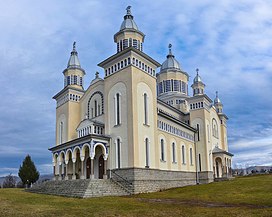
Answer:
126;6;131;15
216;91;218;98
168;43;172;55
73;41;76;51
196;68;199;75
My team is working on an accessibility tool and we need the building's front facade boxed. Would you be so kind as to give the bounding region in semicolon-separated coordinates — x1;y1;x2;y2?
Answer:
49;6;233;193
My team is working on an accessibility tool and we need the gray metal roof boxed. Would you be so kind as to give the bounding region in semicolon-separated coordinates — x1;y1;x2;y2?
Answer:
214;91;221;104
160;44;182;71
193;68;202;83
67;42;81;69
120;6;138;31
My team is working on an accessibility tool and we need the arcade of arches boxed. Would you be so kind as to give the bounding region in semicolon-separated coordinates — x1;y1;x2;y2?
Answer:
52;143;108;180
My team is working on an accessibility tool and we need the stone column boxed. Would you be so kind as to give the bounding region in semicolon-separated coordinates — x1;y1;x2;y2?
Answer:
103;159;107;179
58;163;62;180
80;158;85;179
64;161;69;180
90;158;94;179
72;161;76;180
53;165;56;181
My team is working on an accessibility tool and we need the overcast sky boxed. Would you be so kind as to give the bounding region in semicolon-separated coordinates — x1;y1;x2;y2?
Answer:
0;0;271;176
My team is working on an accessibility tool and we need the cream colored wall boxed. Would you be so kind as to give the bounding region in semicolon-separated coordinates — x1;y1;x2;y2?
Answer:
55;89;82;145
157;131;196;172
130;66;157;168
136;82;156;168
189;98;228;173
104;67;132;169
107;82;129;169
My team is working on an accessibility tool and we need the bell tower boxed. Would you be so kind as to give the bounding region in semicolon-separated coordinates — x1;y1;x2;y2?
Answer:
99;6;160;169
53;42;85;146
63;42;85;89
114;6;145;53
191;68;205;96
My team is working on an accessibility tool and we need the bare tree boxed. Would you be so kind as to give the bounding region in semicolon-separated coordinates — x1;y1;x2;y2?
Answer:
3;173;16;188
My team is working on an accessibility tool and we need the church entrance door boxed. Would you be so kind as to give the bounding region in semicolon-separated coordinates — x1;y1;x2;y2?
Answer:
98;155;104;179
86;157;91;179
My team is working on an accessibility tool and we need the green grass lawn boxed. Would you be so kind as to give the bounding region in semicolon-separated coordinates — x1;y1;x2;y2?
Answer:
0;174;271;217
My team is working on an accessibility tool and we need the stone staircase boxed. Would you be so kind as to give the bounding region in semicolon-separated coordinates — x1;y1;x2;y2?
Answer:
27;179;130;198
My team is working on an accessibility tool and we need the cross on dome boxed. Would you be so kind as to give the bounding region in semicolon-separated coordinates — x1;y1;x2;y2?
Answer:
168;43;172;55
126;6;131;15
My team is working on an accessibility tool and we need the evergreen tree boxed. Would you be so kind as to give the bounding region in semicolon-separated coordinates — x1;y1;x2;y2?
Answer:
18;155;39;186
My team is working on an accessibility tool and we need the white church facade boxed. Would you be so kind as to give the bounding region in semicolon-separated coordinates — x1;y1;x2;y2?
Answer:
49;6;233;193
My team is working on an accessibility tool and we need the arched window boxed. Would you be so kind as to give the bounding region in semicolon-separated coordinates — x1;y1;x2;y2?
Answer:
98;104;100;116
145;138;149;168
182;145;186;164
190;148;193;165
116;138;121;169
143;93;148;125
212;119;218;138
196;124;200;141
59;122;63;144
67;76;71;85
160;139;165;161
115;93;121;125
172;142;176;163
94;100;97;117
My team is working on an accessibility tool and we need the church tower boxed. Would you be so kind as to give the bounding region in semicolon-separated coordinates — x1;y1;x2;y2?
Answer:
214;92;228;150
157;44;189;110
53;42;85;145
114;6;145;53
99;6;160;169
191;68;205;96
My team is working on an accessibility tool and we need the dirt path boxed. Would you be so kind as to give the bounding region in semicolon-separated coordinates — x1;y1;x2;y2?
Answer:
137;198;272;209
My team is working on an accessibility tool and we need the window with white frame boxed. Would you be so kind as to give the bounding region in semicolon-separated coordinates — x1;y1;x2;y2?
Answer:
182;145;186;164
190;148;193;165
160;139;165;161
115;93;121;125
172;142;176;163
143;93;148;125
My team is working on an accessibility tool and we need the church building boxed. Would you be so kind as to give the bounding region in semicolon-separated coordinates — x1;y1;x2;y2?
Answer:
49;6;233;194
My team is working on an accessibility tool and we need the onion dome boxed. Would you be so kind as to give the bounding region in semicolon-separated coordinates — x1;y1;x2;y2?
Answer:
214;91;221;104
193;68;202;83
161;44;182;71
120;6;138;31
67;42;81;69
